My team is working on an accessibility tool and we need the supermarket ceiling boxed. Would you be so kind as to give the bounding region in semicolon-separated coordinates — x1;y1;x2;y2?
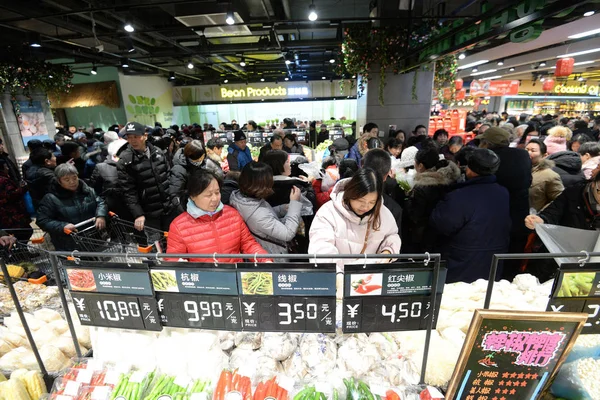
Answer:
0;0;596;85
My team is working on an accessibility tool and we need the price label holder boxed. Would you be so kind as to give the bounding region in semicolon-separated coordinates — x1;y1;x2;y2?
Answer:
546;263;600;334
342;263;447;333
65;261;162;331
445;310;587;400
237;262;337;332
150;262;242;331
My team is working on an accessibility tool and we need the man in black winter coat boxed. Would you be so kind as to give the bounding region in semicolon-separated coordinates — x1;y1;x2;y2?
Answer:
26;148;57;209
478;127;532;281
547;151;587;188
539;114;556;137
362;149;403;236
117;122;174;232
0;138;21;183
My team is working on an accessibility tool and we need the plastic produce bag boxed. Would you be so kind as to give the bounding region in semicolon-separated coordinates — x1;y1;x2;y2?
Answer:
551;358;600;400
535;224;600;265
299;161;323;180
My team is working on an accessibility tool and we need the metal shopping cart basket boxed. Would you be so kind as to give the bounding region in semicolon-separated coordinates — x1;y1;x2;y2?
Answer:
67;213;168;263
0;241;56;284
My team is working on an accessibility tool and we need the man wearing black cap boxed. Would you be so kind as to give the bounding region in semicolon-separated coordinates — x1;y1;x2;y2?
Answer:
477;127;531;280
430;148;511;283
117;121;173;231
227;130;252;171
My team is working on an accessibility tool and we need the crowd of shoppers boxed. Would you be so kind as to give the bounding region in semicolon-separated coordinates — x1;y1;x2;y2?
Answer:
5;111;600;286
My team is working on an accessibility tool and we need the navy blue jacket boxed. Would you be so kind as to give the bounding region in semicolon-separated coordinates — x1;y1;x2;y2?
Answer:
430;175;511;283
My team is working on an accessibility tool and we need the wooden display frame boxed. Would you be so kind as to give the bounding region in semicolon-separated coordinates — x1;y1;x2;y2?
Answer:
445;309;587;399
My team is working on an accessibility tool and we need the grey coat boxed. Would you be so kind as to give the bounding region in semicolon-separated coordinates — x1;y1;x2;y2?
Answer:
229;190;302;255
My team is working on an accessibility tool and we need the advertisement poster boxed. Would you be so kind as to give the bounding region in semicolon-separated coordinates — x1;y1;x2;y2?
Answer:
470;80;520;97
445;310;586;399
16;101;50;144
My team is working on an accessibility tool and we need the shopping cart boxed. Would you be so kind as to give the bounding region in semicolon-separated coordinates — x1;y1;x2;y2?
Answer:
0;241;55;284
67;213;168;263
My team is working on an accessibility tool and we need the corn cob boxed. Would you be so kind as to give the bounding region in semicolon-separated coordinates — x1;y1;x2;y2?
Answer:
4;378;32;400
24;370;47;399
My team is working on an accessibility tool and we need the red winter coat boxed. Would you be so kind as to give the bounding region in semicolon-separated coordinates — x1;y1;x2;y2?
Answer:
312;179;332;210
167;205;269;262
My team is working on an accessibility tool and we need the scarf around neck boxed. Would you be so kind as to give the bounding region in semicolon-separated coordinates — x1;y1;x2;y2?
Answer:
187;198;224;219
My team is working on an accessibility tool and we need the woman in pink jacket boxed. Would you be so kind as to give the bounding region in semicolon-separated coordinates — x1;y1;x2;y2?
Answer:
308;168;401;272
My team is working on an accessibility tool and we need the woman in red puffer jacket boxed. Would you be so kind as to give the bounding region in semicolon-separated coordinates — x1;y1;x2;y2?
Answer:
167;169;269;262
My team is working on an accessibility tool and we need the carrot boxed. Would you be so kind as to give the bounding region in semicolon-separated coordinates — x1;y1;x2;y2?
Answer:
224;371;233;396
254;382;265;400
386;390;400;400
275;384;284;400
214;370;227;400
280;389;288;400
232;372;241;391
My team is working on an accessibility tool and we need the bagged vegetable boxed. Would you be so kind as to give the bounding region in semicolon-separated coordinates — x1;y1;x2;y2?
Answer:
213;369;252;400
262;333;299;361
551;358;600;400
234;333;262;350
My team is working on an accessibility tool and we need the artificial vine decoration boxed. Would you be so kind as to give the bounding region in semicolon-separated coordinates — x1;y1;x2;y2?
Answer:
412;70;419;101
337;22;440;105
434;55;459;103
0;59;73;115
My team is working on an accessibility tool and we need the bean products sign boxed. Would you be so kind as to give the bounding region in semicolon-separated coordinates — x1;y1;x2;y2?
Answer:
220;86;309;99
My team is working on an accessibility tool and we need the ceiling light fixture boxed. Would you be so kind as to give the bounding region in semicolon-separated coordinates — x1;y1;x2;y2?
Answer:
458;53;466;60
584;10;596;17
540;77;546;82
225;8;235;25
322;76;326;79
539;61;547;67
568;28;600;39
285;59;292;65
470;69;498;76
509;67;515;72
497;60;504;66
121;58;129;68
91;66;97;75
260;78;265;82
575;60;595;66
308;2;318;21
239;57;246;67
558;48;600;58
126;37;135;53
579;76;585;81
329;58;335;64
124;23;134;32
168;71;175;81
472;67;478;72
458;60;489;70
351;75;356;79
480;75;503;80
224;79;229;83
187;61;194;69
29;33;41;47
285;77;289;81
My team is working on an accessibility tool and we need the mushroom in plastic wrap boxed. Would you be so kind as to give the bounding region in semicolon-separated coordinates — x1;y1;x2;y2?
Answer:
0;347;31;370
368;333;399;360
365;357;420;387
33;308;62;323
39;345;70;372
299;334;337;381
282;347;306;381
48;320;69;336
0;328;29;349
0;339;14;357
229;347;281;382
55;336;88;358
337;334;380;377
262;333;299;361
218;331;236;352
234;332;263;350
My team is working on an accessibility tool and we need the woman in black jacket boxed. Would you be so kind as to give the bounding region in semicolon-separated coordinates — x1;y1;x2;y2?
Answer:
37;163;107;251
401;147;460;253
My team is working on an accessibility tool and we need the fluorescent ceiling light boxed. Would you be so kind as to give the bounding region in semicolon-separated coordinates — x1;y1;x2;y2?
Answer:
470;69;498;76
458;53;466;60
568;28;600;39
479;75;503;80
557;48;600;58
124;23;134;33
458;60;489;70
584;11;595;17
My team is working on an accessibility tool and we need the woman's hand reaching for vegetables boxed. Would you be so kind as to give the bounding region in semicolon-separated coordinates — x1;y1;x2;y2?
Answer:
290;186;301;202
525;215;543;230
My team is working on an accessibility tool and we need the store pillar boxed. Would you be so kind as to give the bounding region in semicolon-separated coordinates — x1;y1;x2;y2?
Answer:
360;70;434;137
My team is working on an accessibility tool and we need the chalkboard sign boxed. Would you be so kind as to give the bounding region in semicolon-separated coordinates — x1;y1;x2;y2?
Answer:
546;263;600;334
237;263;337;332
341;263;446;333
445;310;587;400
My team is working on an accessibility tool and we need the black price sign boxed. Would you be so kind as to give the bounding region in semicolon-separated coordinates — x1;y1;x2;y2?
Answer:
342;264;446;333
71;292;162;331
157;292;242;330
237;263;337;332
150;263;242;331
445;310;587;400
546;264;600;334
